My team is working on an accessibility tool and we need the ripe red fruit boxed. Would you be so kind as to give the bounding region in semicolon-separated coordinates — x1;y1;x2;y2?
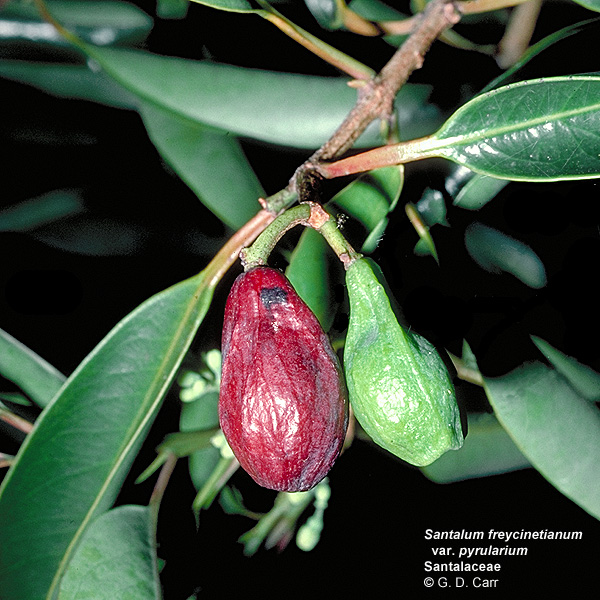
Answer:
219;266;348;492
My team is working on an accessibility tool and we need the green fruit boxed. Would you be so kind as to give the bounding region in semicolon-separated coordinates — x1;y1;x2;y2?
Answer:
344;257;463;466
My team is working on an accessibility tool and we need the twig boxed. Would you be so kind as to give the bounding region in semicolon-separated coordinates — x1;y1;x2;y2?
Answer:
292;0;462;201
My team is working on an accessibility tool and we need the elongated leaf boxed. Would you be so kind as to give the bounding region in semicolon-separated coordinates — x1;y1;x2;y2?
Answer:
0;270;215;600
573;0;600;13
465;222;547;288
139;102;264;229
484;362;600;520
1;0;153;46
190;0;259;12
0;61;138;109
0;189;85;232
57;505;160;600
531;336;600;402
79;44;436;148
427;76;600;181
0;328;66;408
421;412;530;483
482;18;600;94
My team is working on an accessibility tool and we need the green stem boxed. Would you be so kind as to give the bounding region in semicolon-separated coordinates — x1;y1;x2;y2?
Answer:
240;204;313;269
258;2;375;80
317;218;362;268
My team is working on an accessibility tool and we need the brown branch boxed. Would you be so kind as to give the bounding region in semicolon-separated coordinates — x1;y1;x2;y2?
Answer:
292;0;462;201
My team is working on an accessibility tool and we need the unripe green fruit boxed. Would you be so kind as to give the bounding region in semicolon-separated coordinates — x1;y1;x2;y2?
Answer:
344;258;463;466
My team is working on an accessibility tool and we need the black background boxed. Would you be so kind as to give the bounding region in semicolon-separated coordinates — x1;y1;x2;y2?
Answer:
1;1;599;598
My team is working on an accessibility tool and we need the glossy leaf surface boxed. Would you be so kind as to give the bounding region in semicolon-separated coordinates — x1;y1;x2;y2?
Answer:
0;271;214;600
0;328;66;408
484;362;600;520
139;102;264;229
58;505;160;600
430;76;600;181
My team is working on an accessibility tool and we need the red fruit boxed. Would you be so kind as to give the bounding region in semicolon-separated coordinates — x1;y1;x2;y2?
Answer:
219;266;348;492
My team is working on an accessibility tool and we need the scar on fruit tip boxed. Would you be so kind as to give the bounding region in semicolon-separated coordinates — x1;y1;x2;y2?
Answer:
260;287;288;308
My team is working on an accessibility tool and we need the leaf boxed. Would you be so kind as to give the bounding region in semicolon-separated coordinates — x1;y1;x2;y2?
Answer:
452;171;509;210
483;362;600;520
0;189;86;232
285;227;339;332
78;43;437;148
189;0;260;12
421;413;530;483
531;336;600;402
572;0;600;13
332;165;403;253
465;222;547;288
180;384;221;491
0;327;66;408
57;505;161;600
481;18;600;94
0;61;138;109
1;0;153;46
139;102;264;229
157;0;189;19
304;0;344;30
0;270;215;600
427;76;600;181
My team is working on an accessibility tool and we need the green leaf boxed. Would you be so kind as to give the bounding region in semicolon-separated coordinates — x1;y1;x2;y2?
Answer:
572;0;600;13
481;18;600;94
285;227;339;332
0;270;215;600
157;0;189;19
421;413;530;483
0;189;86;233
0;328;66;408
452;171;509;210
427;76;600;181
304;0;344;30
1;0;154;46
180;385;221;491
531;336;600;402
139;102;264;229
414;188;448;227
332;165;403;253
57;505;160;600
465;222;547;288
78;44;436;148
189;0;260;12
483;362;600;520
0;61;138;109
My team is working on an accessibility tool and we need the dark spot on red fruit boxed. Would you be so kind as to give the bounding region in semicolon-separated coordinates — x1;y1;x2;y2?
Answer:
260;286;288;308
